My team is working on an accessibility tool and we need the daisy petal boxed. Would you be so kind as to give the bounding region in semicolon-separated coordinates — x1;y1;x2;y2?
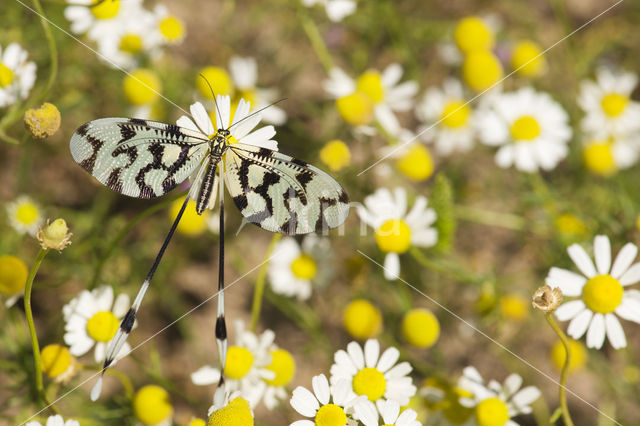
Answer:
555;300;585;321
511;386;541;410
347;341;365;369
545;267;586;296
376;347;400;372
568;243;597;278
383;253;401;280
364;339;380;368
593;235;612;275
616;295;640;324
290;386;319;417
619;263;640;286
567;309;593;339
312;374;330;405
611;243;638;278
190;365;220;385
604;314;627;349
586;313;606;349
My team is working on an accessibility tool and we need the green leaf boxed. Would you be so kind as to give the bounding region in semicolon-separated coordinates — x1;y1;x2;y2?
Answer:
431;173;456;252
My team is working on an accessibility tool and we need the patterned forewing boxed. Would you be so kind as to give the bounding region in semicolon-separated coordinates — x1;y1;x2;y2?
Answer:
225;144;350;234
70;118;208;198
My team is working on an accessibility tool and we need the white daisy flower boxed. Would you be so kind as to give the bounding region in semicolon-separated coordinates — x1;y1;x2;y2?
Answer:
302;0;357;22
64;0;145;40
476;87;572;172
324;64;418;136
330;339;417;406
357;187;437;280
229;56;287;125
6;195;44;236
416;78;476;156
268;234;331;300
546;235;640;349
578;68;640;139
25;414;80;426
290;374;366;426
62;285;131;362
207;390;253;418
151;5;186;45
457;366;541;426
191;320;275;408
0;43;36;108
356;399;421;426
582;135;640;176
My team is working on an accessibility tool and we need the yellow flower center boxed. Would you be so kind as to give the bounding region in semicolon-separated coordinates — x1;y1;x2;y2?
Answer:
319;139;351;172
208;397;254;426
41;344;73;378
352;367;386;401
462;51;504;92
290;254;317;280
86;311;119;342
510;115;541;141
315;403;347;426
357;70;385;104
402;308;440;348
375;219;412;253
511;40;545;77
336;92;374;126
265;348;296;386
582;274;623;314
24;102;62;139
550;339;587;372
475;397;509;426
395;144;434;182
170;199;208;236
119;34;143;54
555;213;587;236
601;93;628;117
441;100;470;128
133;385;173;425
224;346;254;379
197;66;233;99
343;299;382;339
0;61;14;88
454;17;494;53
0;255;28;295
90;0;120;20
189;419;206;426
123;69;162;105
159;16;184;42
15;202;39;225
499;294;529;321
583;141;616;176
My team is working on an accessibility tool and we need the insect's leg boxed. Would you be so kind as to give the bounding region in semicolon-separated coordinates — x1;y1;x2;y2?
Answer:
215;163;227;392
91;195;191;401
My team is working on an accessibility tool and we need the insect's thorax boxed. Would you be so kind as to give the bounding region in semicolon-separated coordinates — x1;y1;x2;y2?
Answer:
209;129;230;158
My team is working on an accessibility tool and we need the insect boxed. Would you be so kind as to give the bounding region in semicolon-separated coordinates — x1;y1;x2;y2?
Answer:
70;95;350;400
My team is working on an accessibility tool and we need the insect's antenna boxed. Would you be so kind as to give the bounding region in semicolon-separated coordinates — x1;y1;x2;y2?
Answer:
228;98;287;130
199;73;225;130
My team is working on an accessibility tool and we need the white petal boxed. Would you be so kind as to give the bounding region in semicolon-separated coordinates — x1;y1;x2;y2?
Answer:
619;262;640;286
377;347;400;373
567;309;593;339
312;374;331;405
512;386;541;411
347;341;365;370
555;300;586;321
502;374;523;397
567;244;597;278
611;243;638;278
615;295;640;324
593;235;612;275
190;365;220;385
190;102;214;135
586;313;606;349
385;361;412;378
290;386;319;417
176;115;199;132
354;399;378;426
545;267;586;296
604;314;627;349
112;293;130;317
290;420;315;426
383;253;401;280
364;339;380;368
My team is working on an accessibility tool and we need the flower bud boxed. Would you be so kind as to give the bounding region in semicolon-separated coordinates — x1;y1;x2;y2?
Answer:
532;284;563;312
37;218;72;252
24;103;61;138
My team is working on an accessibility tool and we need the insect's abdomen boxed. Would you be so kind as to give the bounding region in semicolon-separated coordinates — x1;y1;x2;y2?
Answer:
196;158;219;215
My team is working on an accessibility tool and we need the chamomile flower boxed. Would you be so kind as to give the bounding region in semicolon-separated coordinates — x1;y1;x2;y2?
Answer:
6;195;44;236
380;135;435;182
582;136;640;176
457;366;541;426
578;68;640;139
476;87;572;172
191;320;275;408
324;64;418;136
268;234;330;300
356;399;421;426
546;235;640;349
357;187;437;280
302;0;357;22
25;415;79;426
208;391;254;424
290;374;366;426
263;347;297;409
229;56;287;125
416;78;476;155
0;43;36;107
133;385;173;425
64;0;145;40
151;5;186;45
330;339;417;406
0;255;28;307
62;285;132;362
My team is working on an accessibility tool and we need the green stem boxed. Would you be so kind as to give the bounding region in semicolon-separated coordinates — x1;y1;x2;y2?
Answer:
299;9;334;73
32;0;58;104
250;233;282;332
90;191;187;288
410;246;485;286
455;204;527;231
24;248;59;414
0;130;20;145
545;313;575;426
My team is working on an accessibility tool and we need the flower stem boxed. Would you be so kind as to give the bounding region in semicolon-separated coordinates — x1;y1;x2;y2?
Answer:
299;9;334;73
24;248;59;414
32;0;58;104
545;312;575;426
250;233;282;332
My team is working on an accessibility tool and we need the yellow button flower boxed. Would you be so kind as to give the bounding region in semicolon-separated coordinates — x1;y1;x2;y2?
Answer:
343;299;382;339
41;344;76;382
356;70;385;104
499;294;529;321
454;17;494;53
133;385;173;425
511;40;546;77
123;69;162;105
0;255;28;295
170;199;209;236
208;397;253;426
395;144;434;181
550;339;587;372
319;140;351;171
197;66;233;99
336;92;374;126
583;141;616;176
265;348;296;387
24;102;61;139
224;346;254;380
90;0;120;20
462;51;503;92
402;308;439;348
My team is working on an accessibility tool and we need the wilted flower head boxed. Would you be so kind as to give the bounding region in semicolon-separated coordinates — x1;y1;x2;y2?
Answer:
532;284;563;312
24;103;61;138
37;218;72;252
